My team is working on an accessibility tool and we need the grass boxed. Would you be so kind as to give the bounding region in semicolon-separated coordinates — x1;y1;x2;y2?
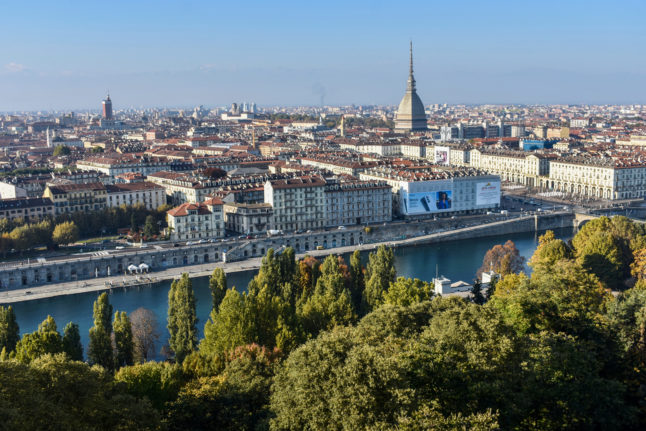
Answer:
81;235;120;244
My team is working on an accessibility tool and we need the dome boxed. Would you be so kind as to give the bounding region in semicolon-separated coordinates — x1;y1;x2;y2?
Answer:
394;42;427;132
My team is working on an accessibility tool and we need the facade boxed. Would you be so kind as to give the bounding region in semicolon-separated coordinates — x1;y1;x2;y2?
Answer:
105;182;166;210
76;155;176;178
542;157;646;200
264;176;326;232
43;183;108;214
470;149;551;188
167;198;224;241
394;43;427;132
223;202;273;234
324;180;392;227
0;197;55;222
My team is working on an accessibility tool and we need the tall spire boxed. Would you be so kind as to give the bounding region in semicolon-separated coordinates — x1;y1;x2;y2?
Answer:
407;40;416;92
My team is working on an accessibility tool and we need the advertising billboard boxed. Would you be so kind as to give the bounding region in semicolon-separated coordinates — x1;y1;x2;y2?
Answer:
400;180;453;215
434;146;450;166
476;181;500;206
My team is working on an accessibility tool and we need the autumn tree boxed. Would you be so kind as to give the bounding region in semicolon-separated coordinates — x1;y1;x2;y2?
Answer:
52;221;79;246
477;240;524;278
130;307;160;363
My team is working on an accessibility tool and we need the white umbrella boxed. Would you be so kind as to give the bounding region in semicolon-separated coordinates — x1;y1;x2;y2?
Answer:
127;264;139;273
107;266;111;276
139;263;149;273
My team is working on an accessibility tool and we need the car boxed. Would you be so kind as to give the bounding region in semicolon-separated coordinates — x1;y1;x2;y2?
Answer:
186;241;194;246
197;239;207;244
173;243;180;247
451;216;456;219
337;225;346;230
246;234;253;239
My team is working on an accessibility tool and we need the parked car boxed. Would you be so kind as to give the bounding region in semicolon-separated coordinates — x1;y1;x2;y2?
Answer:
337;225;347;230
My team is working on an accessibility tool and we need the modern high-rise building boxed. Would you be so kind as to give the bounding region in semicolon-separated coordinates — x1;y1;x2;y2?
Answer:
394;42;427;132
102;94;113;120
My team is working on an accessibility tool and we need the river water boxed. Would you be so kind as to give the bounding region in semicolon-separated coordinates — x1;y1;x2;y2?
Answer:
11;228;572;359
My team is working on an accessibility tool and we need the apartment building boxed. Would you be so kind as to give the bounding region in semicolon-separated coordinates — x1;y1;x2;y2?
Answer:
167;198;224;241
470;148;552;188
223;202;273;234
105;182;166;210
264;177;326;232
324;180;392;226
42;183;108;214
0;197;55;222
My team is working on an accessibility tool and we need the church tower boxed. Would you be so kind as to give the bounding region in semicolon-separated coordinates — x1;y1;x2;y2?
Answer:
394;42;427;132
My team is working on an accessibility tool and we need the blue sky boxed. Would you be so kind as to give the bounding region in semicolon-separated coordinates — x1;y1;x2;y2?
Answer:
1;0;645;111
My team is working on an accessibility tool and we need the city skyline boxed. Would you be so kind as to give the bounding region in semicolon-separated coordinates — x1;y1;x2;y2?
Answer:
1;0;645;111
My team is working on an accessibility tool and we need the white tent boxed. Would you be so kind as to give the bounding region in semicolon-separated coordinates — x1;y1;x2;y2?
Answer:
139;263;149;273
127;264;139;273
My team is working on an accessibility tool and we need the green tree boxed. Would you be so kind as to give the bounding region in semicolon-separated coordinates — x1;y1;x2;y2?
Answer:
201;288;253;358
53;145;71;156
383;277;434;306
0;354;161;430
114;311;134;368
168;273;198;363
88;293;114;370
361;245;396;314
298;255;355;338
574;230;624;289
0;305;20;354
62;322;83;361
52;221;79;245
114;361;183;411
209;267;227;312
349;249;364;310
471;279;486;305
142;215;158;238
14;316;63;363
528;230;571;275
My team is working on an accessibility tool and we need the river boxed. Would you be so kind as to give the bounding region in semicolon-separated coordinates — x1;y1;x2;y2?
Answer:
11;227;572;359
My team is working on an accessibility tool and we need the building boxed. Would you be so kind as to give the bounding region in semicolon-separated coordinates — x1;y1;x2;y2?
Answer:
43;183;108;214
167;198;224;241
394;42;427;132
76;154;176;178
0;197;55;222
105;182;166;210
470;148;552;188
223;202;273;234
264;176;326;232
324;179;392;227
102;94;113;120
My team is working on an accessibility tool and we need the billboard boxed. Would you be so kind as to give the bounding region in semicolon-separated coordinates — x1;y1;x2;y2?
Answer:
400;180;453;215
434;146;450;165
476;181;500;206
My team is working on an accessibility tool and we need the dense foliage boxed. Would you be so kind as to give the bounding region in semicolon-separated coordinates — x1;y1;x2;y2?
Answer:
4;217;646;430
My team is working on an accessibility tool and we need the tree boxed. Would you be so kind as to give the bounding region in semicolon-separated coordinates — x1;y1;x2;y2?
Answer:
62;322;83;361
142;215;158;238
361;245;396;314
114;361;183;411
0;305;20;354
53;145;71;156
574;230;623;289
471;279;486;305
168;273;198;363
91;146;104;153
88;293;114;370
477;240;524;278
203;167;227;179
0;354;161;430
349;249;364;311
209;267;227;312
201;288;253;358
114;311;134;368
14;316;63;363
383;277;433;307
528;230;571;275
131;213;138;233
130;307;160;363
52;221;79;245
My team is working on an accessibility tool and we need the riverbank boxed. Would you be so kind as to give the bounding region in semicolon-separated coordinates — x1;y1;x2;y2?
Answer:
0;213;573;304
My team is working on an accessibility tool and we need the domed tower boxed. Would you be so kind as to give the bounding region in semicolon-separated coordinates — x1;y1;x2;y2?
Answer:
394;42;427;132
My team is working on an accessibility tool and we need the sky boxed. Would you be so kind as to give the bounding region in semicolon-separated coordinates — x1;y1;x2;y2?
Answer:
1;0;645;111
